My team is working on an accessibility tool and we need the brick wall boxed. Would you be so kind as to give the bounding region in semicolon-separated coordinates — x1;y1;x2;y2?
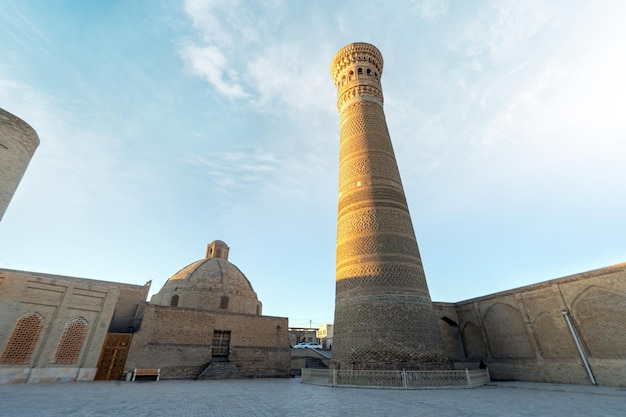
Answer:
125;304;290;379
434;263;626;387
0;269;147;383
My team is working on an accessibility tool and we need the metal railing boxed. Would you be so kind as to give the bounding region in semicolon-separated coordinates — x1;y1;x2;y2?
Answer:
301;368;490;389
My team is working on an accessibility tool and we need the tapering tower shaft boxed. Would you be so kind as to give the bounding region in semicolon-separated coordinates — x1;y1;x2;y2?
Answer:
0;108;39;223
330;43;447;369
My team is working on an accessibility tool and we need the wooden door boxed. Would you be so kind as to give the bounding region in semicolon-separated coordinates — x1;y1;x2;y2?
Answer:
95;333;132;380
211;330;231;358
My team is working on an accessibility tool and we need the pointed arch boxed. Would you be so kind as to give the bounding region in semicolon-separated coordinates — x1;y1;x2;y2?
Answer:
483;303;533;358
461;321;486;358
54;317;89;364
532;311;577;357
571;286;626;357
0;312;44;364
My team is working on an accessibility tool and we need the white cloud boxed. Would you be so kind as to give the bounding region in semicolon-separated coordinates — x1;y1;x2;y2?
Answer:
180;0;333;113
0;3;51;64
183;148;281;193
0;77;149;218
483;5;626;146
487;0;551;62
246;43;333;112
177;0;338;212
448;0;551;67
412;0;448;20
181;43;248;99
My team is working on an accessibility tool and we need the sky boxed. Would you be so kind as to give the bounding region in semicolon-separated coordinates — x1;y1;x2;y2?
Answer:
1;0;625;329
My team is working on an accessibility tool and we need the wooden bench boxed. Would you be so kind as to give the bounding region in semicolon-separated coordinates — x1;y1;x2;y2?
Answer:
132;368;160;381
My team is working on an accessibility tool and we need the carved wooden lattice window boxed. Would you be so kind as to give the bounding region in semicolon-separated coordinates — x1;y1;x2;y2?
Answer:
53;317;89;364
0;313;44;364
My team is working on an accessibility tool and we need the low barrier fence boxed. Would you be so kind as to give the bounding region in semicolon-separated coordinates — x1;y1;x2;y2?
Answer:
301;368;490;389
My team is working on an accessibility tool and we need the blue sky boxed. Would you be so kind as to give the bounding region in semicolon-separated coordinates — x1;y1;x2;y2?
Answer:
1;0;625;328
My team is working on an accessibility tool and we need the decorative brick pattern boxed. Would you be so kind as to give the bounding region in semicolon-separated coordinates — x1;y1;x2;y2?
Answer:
336;264;427;293
340;131;394;162
340;104;390;141
337;85;384;112
336;207;414;241
338;186;408;216
339;153;402;186
54;317;89;364
330;42;383;85
331;43;447;370
336;234;420;264
0;312;44;364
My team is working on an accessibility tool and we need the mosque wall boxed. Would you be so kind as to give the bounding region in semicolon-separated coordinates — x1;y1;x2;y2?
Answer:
432;303;464;361
0;269;148;383
124;304;290;379
434;263;626;387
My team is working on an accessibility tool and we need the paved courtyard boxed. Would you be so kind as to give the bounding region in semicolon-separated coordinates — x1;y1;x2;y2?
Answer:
0;378;624;417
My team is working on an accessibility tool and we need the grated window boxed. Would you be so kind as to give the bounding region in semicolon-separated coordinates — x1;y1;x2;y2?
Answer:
0;313;44;364
54;317;89;364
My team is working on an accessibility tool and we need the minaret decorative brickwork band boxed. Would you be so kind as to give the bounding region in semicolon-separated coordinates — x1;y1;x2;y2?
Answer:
330;42;448;370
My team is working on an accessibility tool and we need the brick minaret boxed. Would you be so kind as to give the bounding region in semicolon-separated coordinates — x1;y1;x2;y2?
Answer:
330;42;448;369
0;108;39;223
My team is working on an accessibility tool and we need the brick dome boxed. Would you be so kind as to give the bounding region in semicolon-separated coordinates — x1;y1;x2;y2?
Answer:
150;241;262;315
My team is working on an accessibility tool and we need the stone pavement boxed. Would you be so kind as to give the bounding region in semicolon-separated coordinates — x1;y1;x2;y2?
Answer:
0;378;624;417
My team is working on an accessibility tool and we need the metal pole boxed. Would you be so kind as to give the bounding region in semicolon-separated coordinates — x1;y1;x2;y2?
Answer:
562;310;597;385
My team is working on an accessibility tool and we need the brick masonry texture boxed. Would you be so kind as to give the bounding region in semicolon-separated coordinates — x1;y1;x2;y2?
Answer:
330;43;447;370
0;108;39;222
433;263;626;387
0;269;148;383
2;63;624;388
124;304;290;379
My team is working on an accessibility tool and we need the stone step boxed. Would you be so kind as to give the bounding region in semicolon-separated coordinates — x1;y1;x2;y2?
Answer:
305;358;328;369
197;361;243;380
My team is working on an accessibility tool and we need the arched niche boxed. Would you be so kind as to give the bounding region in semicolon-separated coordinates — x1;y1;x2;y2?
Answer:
571;286;626;357
54;317;89;364
0;312;44;364
461;321;487;358
532;311;577;357
483;303;534;358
